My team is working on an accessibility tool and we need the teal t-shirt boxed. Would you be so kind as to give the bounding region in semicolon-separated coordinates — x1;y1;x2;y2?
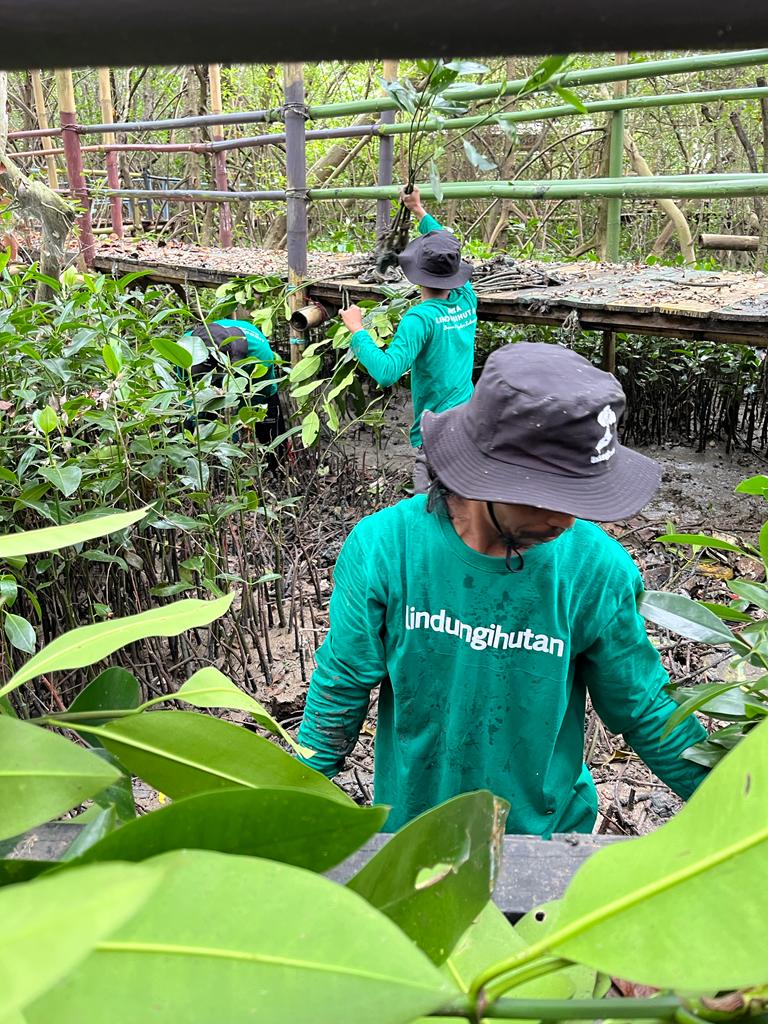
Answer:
297;497;708;835
350;214;477;446
182;319;278;395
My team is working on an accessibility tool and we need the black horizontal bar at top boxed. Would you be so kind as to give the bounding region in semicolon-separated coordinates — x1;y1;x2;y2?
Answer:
0;0;767;69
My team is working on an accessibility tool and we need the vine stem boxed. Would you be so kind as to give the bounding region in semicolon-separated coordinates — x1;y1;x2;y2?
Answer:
429;995;685;1020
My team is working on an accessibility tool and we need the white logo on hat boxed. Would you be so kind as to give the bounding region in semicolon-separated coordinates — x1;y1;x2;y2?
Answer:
590;405;616;464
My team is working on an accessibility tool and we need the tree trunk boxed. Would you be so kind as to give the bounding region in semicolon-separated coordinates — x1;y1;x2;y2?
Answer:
624;130;696;265
0;158;75;298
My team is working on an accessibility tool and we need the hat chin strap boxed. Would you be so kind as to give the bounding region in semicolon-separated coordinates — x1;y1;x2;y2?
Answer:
486;502;525;573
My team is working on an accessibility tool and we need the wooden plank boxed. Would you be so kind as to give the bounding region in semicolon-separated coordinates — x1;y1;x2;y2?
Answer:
3;823;620;920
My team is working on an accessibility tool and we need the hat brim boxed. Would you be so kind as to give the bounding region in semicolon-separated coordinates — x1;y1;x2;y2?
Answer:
398;236;473;289
421;406;661;522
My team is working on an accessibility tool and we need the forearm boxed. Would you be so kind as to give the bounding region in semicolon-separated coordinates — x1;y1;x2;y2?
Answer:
297;649;372;778
350;319;424;388
621;683;708;799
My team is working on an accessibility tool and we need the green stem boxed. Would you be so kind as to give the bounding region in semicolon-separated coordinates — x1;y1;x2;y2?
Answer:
482;957;572;1004
430;996;684;1021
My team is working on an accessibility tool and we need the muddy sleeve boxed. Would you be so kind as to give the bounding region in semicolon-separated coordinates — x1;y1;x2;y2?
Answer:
579;584;709;800
349;311;430;388
297;530;387;778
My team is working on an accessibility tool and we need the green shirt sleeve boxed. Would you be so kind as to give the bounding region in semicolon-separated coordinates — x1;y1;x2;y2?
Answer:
419;212;444;234
297;529;387;778
579;582;709;800
350;310;431;389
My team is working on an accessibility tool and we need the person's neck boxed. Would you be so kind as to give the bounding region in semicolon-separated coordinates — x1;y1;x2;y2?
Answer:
421;285;451;300
445;496;507;557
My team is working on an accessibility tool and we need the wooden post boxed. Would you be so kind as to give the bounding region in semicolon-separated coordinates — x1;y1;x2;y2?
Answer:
55;69;95;267
604;52;629;263
97;68;123;239
30;71;59;190
376;59;398;236
208;64;233;248
601;329;616;375
283;62;308;365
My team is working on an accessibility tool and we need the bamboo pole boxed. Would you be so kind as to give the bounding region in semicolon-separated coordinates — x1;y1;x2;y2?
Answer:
283;62;308;366
701;233;759;250
102;174;768;204
377;85;768;136
97;68;123;239
604;53;629;264
30;71;59;189
208;64;233;248
307;49;768;119
80;109;278;135
55;69;95;268
376;60;398;236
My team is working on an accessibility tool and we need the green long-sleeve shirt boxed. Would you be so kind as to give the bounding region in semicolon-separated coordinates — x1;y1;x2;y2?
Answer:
297;497;708;835
350;214;477;446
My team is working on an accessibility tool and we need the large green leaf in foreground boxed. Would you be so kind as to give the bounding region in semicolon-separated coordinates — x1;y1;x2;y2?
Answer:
0;862;161;1020
0;507;148;560
0;716;119;842
0;594;233;697
83;710;350;804
348;791;508;964
72;786;387;872
29;851;453;1024
547;716;768;990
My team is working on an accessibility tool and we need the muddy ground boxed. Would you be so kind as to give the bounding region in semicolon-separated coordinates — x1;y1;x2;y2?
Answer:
138;400;768;834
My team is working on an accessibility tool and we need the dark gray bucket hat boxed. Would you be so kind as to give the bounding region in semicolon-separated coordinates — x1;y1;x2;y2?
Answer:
421;342;661;521
398;230;473;289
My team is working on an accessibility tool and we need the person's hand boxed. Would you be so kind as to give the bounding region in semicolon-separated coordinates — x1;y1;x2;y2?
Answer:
401;186;426;219
340;305;364;333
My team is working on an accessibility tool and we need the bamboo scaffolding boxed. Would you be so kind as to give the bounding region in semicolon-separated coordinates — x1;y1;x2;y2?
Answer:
55;69;95;267
97;68;123;239
29;70;58;189
102;174;768;204
208;64;233;247
284;63;308;365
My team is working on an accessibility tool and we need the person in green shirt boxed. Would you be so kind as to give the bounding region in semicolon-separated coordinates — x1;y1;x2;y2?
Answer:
341;187;477;492
181;319;287;459
297;342;708;835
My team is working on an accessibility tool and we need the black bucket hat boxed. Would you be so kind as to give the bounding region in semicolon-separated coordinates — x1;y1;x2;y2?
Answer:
421;342;661;521
398;230;473;289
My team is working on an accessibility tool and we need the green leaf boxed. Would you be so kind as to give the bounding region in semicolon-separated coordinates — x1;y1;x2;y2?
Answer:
151;667;311;756
730;580;768;612
101;343;121;376
759;521;768;571
4;613;36;654
83;710;350;805
429;159;444;203
290;378;324;400
152;337;194;369
32;406;58;435
0;716;120;841
699;600;753;623
326;369;356;403
638;590;737;646
71;787;387;872
657;532;747;554
0;861;162;1021
513;901;606;999
301;409;321;447
735;474;768;496
542;717;768;990
0;507;148;559
552;86;587;113
68;667;142;746
662;681;747;737
519;54;571;97
446;901;574;999
28;850;452;1024
0;575;18;608
444;60;490;75
462;140;497;172
0;594;234;699
289;353;321;384
39;465;82;498
348;791;508;963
